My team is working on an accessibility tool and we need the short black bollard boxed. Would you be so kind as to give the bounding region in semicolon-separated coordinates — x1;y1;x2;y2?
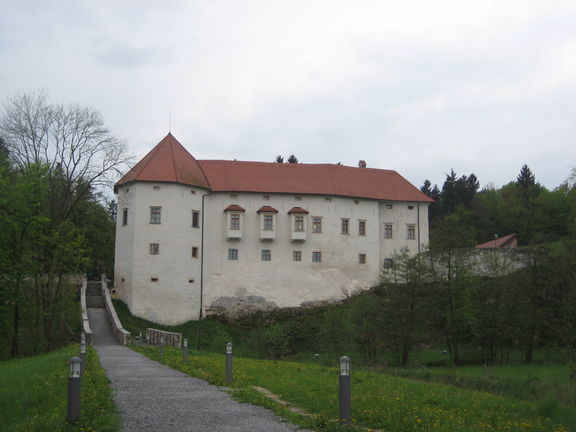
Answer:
183;338;189;363
67;356;82;423
339;356;351;425
160;335;165;360
79;333;86;376
225;342;233;384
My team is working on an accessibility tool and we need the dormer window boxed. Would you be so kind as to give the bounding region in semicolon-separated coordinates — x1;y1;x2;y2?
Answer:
288;207;309;241
257;206;278;240
224;204;245;239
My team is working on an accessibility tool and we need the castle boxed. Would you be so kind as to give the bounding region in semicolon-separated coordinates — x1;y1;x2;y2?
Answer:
113;133;432;325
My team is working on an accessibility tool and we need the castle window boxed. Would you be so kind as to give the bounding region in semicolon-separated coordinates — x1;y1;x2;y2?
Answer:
150;243;159;255
384;224;393;239
294;216;304;232
263;214;274;231
261;249;271;261
293;251;302;262
150;207;161;224
312;217;322;233
341;218;349;235
122;209;128;226
359;253;366;264
192;211;200;228
407;224;416;240
358;220;366;236
230;213;241;230
192;247;198;258
228;248;238;260
312;251;322;263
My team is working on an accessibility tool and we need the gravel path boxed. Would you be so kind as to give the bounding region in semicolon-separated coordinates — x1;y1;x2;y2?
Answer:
88;307;310;432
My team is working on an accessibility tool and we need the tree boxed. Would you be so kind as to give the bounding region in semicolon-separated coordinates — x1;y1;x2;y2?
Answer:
287;155;298;164
0;91;131;358
274;155;284;163
517;164;538;189
0;91;132;220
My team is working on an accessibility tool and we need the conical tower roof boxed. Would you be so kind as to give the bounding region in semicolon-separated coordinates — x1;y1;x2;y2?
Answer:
115;133;211;192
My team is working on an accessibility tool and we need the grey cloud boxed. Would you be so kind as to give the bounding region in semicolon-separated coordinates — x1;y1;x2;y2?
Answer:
91;41;175;67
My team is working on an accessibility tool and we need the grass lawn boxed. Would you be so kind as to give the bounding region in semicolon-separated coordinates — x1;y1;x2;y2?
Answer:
132;344;575;432
0;345;120;432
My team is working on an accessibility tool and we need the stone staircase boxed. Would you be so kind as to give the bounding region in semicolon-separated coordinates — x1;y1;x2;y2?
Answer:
86;281;105;308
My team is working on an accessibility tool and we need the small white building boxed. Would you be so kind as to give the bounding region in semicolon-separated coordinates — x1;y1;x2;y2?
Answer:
114;134;433;325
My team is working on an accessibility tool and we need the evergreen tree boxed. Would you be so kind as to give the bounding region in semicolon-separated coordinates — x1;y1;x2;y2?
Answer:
275;155;284;163
287;155;298;164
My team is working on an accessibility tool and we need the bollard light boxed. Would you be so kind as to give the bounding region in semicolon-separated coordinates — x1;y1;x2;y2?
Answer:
67;357;82;422
183;338;189;363
70;357;82;378
184;338;188;348
339;356;351;376
338;355;352;425
225;342;233;384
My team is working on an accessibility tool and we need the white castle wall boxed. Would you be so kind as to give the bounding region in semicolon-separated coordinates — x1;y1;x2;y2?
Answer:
114;183;430;325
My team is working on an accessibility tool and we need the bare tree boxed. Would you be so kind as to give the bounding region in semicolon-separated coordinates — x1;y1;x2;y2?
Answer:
0;90;133;218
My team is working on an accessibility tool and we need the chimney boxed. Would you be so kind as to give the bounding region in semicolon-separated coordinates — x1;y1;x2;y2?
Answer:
358;160;367;168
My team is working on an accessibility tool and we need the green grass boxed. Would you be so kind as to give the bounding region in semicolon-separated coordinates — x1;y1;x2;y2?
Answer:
132;344;575;432
0;345;120;432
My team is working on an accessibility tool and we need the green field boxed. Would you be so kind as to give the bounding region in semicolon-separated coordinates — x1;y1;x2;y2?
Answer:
0;345;120;432
132;344;575;432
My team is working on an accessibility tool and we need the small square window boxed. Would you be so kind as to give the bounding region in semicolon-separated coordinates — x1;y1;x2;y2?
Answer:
150;207;161;224
192;247;198;258
261;249;271;261
408;205;414;210
153;185;161;190
386;204;393;209
341;218;349;235
324;197;332;202
122;209;128;226
150;243;159;255
359;253;366;264
230;194;238;199
358;220;366;236
228;248;238;260
312;251;322;262
293;251;302;262
263;195;270;200
312;217;322;233
192;211;200;228
295;196;302;201
384;258;394;268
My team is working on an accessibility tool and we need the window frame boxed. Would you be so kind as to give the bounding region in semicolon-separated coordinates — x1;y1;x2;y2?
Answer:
293;251;302;262
228;248;238;260
192;211;200;228
312;251;322;263
261;249;272;261
341;218;350;235
149;243;159;255
359;253;366;264
229;213;241;230
150;206;162;224
122;209;128;226
384;224;393;239
294;215;305;232
263;214;274;231
407;224;416;240
358;220;366;236
312;217;322;233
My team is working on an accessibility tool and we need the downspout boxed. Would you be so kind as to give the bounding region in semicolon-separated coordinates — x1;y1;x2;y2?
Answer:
196;192;208;350
417;203;421;255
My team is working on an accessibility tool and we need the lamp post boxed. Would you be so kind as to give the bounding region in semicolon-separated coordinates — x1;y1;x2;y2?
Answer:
226;342;233;384
67;357;82;423
339;356;351;425
183;338;189;363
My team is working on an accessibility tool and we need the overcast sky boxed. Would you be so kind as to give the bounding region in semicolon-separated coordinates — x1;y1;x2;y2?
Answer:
1;0;575;190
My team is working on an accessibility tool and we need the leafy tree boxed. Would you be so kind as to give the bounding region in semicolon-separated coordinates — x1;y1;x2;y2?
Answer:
274;155;284;163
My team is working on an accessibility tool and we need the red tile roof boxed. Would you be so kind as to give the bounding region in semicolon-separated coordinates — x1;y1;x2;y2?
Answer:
223;204;246;212
115;134;433;203
288;207;310;214
257;206;279;213
476;233;518;249
114;133;210;192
